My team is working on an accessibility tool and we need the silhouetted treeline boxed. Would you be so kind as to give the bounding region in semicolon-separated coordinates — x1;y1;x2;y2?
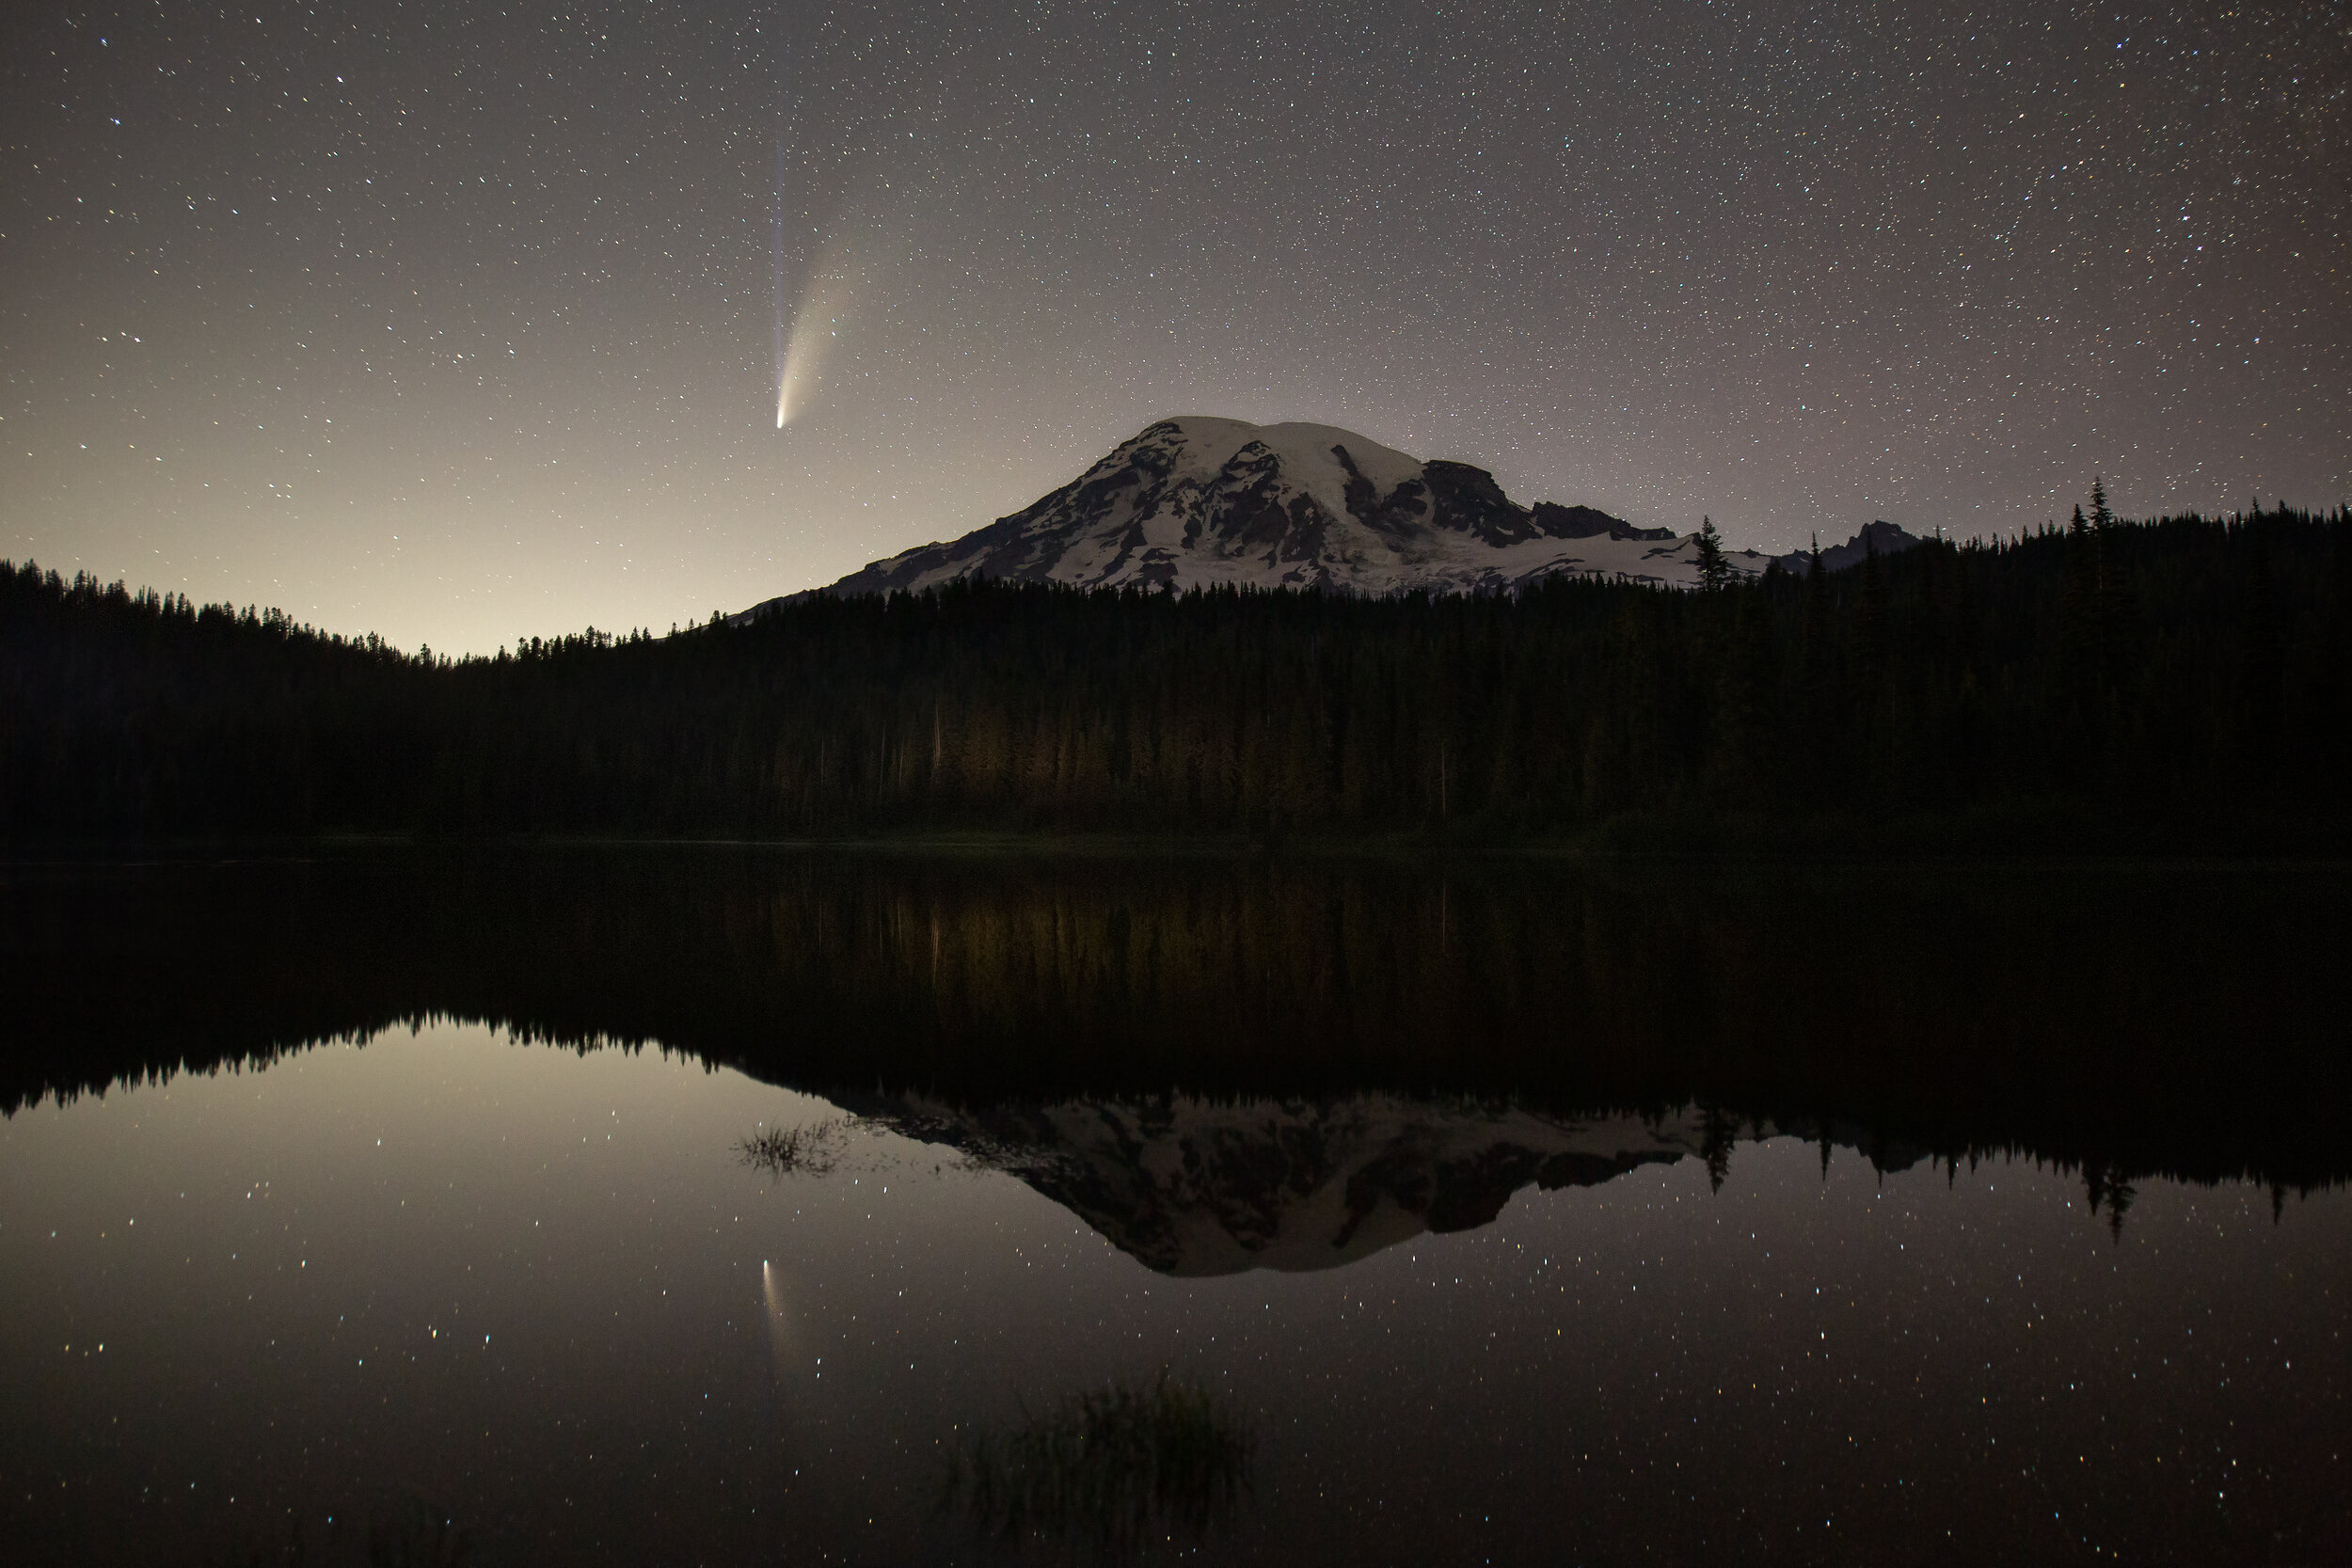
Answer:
4;499;2345;844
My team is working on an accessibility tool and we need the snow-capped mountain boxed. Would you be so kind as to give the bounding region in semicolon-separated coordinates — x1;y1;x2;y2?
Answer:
740;417;1915;615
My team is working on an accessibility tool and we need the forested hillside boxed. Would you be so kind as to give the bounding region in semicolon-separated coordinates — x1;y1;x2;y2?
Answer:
4;501;2344;846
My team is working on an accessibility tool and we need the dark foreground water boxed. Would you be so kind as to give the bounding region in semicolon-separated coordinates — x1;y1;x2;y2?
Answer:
2;849;2346;1565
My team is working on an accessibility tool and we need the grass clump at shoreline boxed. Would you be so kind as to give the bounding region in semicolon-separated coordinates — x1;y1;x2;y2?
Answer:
944;1371;1255;1560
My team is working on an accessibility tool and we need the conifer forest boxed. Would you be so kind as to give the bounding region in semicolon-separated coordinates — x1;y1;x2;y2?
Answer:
5;500;2345;847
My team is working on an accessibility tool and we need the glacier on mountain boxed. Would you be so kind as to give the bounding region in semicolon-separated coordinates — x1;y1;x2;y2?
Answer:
739;417;1915;616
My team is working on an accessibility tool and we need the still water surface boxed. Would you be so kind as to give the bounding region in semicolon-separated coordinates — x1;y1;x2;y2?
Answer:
2;850;2346;1564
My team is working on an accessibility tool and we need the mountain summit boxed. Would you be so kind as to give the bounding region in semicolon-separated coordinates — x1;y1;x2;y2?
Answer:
742;417;1913;613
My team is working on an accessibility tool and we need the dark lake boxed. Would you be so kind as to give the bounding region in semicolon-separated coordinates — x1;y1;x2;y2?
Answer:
4;848;2346;1565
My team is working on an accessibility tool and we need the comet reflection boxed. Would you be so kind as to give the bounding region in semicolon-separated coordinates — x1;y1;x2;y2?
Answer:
760;1258;797;1378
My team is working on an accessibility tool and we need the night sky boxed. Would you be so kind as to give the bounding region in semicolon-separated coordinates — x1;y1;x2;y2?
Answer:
6;2;2345;654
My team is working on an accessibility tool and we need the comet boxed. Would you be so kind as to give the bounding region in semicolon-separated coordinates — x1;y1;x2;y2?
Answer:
774;232;857;429
771;136;864;430
771;145;791;428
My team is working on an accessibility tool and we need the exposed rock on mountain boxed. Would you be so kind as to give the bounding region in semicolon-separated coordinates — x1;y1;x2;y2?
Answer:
861;1094;1718;1276
739;417;1917;617
1780;518;1923;575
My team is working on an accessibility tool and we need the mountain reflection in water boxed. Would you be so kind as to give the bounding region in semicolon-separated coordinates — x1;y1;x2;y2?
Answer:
4;845;2349;1567
856;1097;1708;1275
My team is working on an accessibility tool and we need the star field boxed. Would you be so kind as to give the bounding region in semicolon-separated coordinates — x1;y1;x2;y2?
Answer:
4;1;2345;652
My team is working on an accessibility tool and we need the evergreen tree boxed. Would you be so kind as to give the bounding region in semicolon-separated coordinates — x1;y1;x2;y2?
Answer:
1693;517;1733;593
2241;511;2284;786
2058;502;2104;783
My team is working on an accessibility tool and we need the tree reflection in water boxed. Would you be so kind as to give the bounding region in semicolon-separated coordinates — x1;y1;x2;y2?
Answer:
736;1115;858;1179
943;1372;1254;1563
9;847;2350;1200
